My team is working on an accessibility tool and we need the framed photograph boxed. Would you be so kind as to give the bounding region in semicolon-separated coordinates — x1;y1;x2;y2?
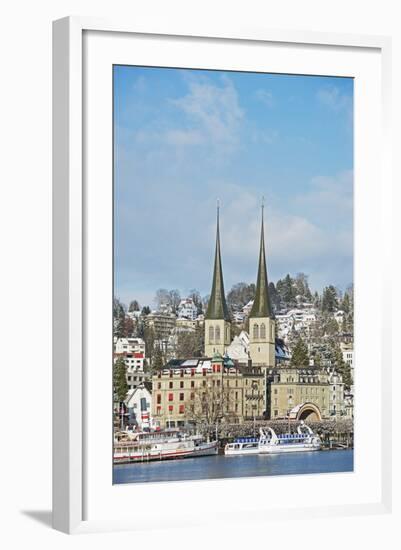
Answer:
53;17;392;533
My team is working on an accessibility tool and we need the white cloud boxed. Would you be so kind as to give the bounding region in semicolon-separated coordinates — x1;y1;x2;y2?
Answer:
317;85;351;112
254;88;274;108
171;75;244;148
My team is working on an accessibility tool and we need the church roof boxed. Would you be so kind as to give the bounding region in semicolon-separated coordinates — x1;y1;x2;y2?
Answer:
250;203;274;319
205;205;231;321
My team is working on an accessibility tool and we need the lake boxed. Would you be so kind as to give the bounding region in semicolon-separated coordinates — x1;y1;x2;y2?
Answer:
113;449;353;484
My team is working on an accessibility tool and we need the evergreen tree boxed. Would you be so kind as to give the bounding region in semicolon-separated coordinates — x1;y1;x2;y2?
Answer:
128;299;140;312
141;305;151;316
340;292;350;314
227;282;256;311
321;285;339;313
152;346;164;371
113;298;126;338
113;357;128;403
277;274;296;308
290;338;309;367
268;281;281;311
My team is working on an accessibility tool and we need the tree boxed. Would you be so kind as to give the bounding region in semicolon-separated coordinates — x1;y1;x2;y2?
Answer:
329;342;352;390
168;289;181;314
154;288;170;310
268;282;281;311
143;325;155;368
141;305;151;316
189;289;203;315
321;285;339;313
276;274;297;308
128;299;140;312
124;316;134;337
295;272;312;301
113;357;128;403
227;282;256;311
176;328;203;358
290;338;309;367
184;383;235;429
113;298;126;338
152;346;165;371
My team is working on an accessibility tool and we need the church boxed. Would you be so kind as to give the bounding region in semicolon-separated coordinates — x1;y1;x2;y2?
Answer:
151;203;347;428
202;202;346;422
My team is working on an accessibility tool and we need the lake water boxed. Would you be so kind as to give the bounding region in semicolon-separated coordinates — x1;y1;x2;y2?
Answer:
113;449;353;484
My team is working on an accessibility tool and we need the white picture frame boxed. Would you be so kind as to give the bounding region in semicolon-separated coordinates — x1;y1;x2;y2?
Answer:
52;16;392;534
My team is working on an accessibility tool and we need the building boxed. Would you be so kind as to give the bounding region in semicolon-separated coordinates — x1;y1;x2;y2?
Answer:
125;383;153;430
151;353;265;429
204;205;231;357
267;367;346;420
114;336;145;356
248;204;275;368
145;311;176;341
151;203;350;426
340;342;354;381
177;298;198;321
176;317;197;333
113;337;147;390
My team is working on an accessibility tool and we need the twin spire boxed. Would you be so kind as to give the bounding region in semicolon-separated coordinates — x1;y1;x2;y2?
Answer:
205;199;273;321
205;200;230;321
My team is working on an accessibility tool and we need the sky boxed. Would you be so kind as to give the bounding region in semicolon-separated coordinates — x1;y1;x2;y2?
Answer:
114;65;353;308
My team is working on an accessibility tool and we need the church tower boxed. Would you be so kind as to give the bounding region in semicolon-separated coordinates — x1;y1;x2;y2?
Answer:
249;201;275;367
204;204;231;357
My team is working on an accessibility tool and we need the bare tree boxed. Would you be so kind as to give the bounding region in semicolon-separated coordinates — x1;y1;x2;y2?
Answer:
184;383;237;430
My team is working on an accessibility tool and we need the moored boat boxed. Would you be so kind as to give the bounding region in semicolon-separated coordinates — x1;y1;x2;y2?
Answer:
114;429;218;464
224;422;321;456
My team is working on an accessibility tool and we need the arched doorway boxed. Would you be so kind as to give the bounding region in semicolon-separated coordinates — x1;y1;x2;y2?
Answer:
291;402;322;421
297;403;321;421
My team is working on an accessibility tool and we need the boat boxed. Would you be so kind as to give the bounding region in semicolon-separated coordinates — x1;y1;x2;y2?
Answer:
224;422;321;456
223;436;260;456
114;429;218;464
258;423;321;454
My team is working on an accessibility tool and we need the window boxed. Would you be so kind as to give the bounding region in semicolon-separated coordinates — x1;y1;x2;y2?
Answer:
203;380;206;387
157;394;161;404
180;381;184;388
179;405;185;414
274;410;278;417
190;392;195;400
274;389;278;394
168;393;174;401
157;382;161;389
215;326;221;343
209;325;214;343
179;393;184;401
156;406;161;415
169;381;173;389
253;323;259;339
191;380;195;388
260;323;266;339
168;405;173;412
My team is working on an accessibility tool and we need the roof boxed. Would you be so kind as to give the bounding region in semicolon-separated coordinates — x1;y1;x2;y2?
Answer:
205;207;231;321
249;206;273;319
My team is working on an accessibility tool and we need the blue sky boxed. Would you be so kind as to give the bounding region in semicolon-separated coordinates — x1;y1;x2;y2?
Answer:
114;66;353;308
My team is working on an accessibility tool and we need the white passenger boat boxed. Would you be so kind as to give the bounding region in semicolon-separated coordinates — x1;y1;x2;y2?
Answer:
258;423;321;454
224;436;260;456
224;422;321;456
114;429;218;464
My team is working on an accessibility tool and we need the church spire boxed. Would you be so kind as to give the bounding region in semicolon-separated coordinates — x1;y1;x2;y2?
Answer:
250;198;273;318
205;201;230;321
